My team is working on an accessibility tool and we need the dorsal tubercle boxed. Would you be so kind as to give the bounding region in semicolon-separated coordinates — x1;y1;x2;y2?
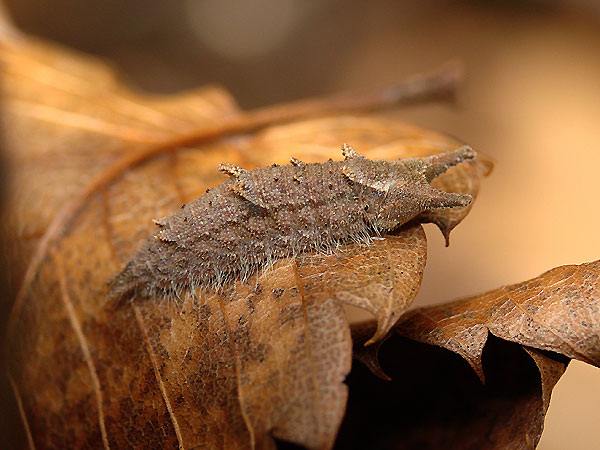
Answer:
219;163;248;177
341;143;365;160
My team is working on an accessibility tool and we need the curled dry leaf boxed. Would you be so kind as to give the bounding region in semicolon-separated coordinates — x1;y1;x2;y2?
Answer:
347;260;600;449
397;259;600;379
2;34;487;449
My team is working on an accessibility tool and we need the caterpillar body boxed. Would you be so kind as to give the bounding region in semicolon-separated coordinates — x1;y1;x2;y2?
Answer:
108;144;474;303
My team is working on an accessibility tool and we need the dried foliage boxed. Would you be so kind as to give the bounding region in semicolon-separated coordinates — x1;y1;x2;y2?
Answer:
350;260;600;449
1;23;598;450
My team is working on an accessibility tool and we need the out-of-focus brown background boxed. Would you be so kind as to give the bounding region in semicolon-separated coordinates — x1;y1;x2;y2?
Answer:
3;1;600;448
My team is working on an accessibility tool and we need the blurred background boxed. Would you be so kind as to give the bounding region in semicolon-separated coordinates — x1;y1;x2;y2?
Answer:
3;0;600;448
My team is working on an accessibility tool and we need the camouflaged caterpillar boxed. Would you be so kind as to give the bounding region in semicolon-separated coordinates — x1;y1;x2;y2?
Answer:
108;144;475;304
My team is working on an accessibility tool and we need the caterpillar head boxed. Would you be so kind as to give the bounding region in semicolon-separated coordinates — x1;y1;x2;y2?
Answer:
342;144;475;230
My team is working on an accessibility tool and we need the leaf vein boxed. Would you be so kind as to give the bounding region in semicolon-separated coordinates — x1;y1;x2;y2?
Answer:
55;254;110;450
133;306;185;450
292;261;323;441
7;371;36;450
216;295;256;449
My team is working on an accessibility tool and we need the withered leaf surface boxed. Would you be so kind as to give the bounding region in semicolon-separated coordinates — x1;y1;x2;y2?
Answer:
2;32;486;450
397;260;600;379
343;260;600;449
296;223;427;344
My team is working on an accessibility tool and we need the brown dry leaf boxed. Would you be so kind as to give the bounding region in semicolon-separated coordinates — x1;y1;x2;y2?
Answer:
344;260;600;449
2;32;486;450
296;223;426;345
398;260;600;379
0;35;239;288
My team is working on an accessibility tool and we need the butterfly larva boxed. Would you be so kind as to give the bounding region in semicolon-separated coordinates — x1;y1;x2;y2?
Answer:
108;144;475;304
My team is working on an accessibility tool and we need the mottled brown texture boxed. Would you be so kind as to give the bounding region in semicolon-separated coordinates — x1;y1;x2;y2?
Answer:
396;260;600;380
295;222;427;344
108;146;473;304
2;32;487;450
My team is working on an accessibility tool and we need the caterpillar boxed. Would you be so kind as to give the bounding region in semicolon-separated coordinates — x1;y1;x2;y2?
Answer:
108;144;475;304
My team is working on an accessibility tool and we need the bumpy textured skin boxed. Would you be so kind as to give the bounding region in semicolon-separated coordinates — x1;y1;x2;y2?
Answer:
108;145;475;303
